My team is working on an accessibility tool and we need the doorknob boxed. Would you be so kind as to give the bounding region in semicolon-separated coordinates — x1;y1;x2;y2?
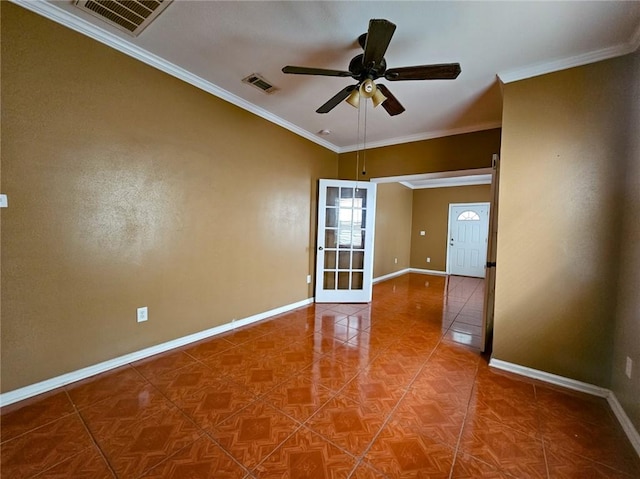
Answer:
318;246;324;251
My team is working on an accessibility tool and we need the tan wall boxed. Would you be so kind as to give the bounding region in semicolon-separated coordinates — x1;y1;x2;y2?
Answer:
410;185;491;272
373;183;412;278
494;56;632;387
0;3;337;392
338;129;501;180
611;48;640;431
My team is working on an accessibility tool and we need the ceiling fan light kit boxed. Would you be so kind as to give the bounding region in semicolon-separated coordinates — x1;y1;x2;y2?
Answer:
282;18;461;116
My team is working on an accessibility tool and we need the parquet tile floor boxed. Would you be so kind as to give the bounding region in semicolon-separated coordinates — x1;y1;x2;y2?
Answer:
2;273;639;478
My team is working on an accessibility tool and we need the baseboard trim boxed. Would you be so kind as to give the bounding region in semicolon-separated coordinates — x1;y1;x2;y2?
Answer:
606;391;640;457
409;268;448;276
489;358;610;397
0;297;314;407
489;358;640;457
373;268;411;283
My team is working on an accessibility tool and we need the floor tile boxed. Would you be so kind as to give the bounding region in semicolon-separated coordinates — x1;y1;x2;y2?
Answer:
540;410;640;475
253;426;356;478
263;374;336;424
450;452;511;478
79;383;174;440
0;413;95;479
146;362;224;402
210;399;300;470
304;394;387;457
34;445;115;479
170;378;257;430
295;356;361;393
65;365;148;409
545;442;639;478
458;413;547;478
0;389;75;443
139;435;247;478
363;418;455;478
181;337;236;361
94;406;202;478
131;350;198;381
392;388;466;447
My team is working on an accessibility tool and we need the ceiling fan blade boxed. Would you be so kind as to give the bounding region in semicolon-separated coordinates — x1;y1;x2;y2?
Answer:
282;66;352;77
376;84;405;116
316;85;357;114
362;19;396;67
385;63;462;81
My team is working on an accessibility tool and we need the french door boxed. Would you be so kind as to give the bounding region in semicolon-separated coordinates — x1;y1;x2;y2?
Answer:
315;179;377;303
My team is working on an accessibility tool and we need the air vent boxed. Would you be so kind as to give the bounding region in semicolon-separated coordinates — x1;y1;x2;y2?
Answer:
75;0;172;37
242;73;278;94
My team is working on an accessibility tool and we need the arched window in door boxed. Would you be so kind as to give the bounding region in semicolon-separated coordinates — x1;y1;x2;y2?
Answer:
457;210;481;221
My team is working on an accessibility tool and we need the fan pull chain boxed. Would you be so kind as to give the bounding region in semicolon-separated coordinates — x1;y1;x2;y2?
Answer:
362;99;368;176
355;93;362;186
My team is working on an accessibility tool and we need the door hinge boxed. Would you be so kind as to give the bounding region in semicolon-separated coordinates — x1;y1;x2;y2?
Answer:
486;261;496;268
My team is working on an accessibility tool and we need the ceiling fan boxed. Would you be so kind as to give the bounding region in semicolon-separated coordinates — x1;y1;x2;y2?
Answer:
282;19;461;116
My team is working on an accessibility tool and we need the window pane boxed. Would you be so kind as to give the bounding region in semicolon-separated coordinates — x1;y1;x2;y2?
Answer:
352;251;364;269
323;271;336;289
352;272;363;290
338;272;350;289
354;187;367;208
326;187;339;207
324;250;336;269
340;187;354;199
325;229;337;248
325;208;337;228
338;251;351;269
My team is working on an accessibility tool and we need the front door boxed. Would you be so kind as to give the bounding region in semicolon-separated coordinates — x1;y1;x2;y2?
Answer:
447;203;490;278
315;179;377;303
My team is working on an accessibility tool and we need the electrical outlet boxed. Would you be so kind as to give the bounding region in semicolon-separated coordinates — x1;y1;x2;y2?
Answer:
137;306;148;323
626;357;633;379
394;258;398;264
427;257;431;263
306;275;312;284
420;231;426;236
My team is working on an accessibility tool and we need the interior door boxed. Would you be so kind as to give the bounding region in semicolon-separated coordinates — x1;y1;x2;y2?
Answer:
315;179;377;303
447;203;490;278
482;154;500;352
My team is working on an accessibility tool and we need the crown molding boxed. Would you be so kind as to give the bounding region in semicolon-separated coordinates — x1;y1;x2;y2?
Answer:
338;121;502;154
498;37;639;84
9;0;340;153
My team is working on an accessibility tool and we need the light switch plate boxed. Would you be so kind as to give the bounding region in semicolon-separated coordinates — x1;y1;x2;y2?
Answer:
0;194;7;208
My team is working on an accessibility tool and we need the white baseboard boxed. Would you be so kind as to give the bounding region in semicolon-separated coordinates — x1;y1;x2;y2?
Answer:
373;268;448;284
489;358;610;397
409;268;448;276
373;268;411;283
606;391;640;457
0;297;314;407
489;358;640;457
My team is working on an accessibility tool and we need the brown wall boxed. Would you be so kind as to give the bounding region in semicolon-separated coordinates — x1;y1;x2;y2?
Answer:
373;183;412;278
494;55;633;387
338;129;501;180
410;185;491;272
0;3;337;392
610;48;640;431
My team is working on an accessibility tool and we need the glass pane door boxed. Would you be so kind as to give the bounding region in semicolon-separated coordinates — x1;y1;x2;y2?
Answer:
315;180;376;303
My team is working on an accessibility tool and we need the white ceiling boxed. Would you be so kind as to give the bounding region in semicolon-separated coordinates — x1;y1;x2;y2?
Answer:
17;1;640;152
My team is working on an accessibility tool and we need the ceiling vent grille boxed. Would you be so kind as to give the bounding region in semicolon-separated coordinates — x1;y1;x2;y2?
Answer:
242;73;278;94
74;0;172;37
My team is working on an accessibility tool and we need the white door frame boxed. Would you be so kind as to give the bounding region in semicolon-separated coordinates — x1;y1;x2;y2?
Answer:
446;202;490;277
